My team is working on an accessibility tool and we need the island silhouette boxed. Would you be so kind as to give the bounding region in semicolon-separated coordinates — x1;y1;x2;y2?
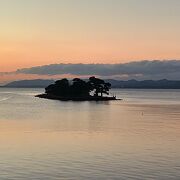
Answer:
36;76;117;101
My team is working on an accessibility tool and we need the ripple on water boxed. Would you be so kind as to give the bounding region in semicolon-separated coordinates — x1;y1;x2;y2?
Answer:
0;88;180;179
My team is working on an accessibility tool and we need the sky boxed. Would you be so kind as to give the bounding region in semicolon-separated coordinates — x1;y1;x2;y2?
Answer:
0;0;180;82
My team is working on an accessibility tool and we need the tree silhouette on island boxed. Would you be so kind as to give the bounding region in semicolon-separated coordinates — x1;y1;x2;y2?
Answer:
36;77;117;101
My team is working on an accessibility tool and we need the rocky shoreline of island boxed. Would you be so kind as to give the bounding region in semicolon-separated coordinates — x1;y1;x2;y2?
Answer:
36;93;119;101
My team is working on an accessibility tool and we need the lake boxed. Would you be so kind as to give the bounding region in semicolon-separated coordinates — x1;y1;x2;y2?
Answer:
0;88;180;179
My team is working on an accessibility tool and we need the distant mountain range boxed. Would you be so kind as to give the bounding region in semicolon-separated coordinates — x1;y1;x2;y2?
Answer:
3;79;180;89
108;79;180;89
4;79;54;88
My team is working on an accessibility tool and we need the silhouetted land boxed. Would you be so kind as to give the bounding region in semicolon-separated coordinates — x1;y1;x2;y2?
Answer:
4;79;180;89
108;79;180;89
4;79;54;88
36;77;118;101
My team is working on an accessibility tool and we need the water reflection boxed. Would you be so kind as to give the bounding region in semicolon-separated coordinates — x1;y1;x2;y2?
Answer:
0;88;180;179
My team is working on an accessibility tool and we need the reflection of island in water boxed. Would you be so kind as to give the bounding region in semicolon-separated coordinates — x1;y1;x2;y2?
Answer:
36;77;118;101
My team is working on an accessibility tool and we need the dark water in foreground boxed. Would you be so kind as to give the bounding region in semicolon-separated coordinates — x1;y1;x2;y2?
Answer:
0;88;180;179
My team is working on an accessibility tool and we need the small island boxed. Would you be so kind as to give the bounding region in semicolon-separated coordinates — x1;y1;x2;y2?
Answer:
36;76;119;101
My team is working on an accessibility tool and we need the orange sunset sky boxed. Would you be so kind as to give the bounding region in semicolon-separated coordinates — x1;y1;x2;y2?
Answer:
0;0;180;73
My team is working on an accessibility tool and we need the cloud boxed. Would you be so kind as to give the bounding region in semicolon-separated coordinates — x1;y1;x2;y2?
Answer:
15;60;180;80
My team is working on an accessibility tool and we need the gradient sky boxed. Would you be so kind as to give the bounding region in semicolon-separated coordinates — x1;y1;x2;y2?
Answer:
0;0;180;72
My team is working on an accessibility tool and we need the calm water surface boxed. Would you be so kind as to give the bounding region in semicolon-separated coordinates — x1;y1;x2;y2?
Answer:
0;88;180;179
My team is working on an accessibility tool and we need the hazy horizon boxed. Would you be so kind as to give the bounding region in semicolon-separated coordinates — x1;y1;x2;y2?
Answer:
1;60;180;84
